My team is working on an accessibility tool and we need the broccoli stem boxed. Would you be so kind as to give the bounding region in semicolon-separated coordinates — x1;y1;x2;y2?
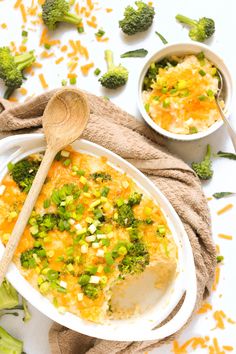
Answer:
205;144;211;161
104;50;114;70
62;13;81;25
3;87;15;99
0;326;23;354
14;52;35;71
175;14;197;27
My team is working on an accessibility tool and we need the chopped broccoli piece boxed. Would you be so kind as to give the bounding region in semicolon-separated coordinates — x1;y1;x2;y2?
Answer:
99;50;128;89
119;1;155;35
0;326;23;354
20;246;47;269
116;204;135;227
8;158;40;193
191;144;213;180
128;192;142;206
0;46;35;99
175;14;215;42
42;0;81;30
90;172;111;182
118;241;149;275
0;279;19;310
82;284;100;300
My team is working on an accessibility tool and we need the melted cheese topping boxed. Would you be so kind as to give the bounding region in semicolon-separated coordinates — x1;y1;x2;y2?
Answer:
0;148;177;323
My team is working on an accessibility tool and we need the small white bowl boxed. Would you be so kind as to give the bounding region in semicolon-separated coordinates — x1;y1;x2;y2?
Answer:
137;42;234;141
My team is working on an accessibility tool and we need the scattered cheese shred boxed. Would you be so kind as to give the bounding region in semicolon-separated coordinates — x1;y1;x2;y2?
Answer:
39;73;48;89
86;20;97;28
19;88;28;96
14;0;22;9
81;63;94;75
212;266;220;291
197;302;212;314
32;62;43;68
55;57;64;64
213;310;226;329
106;8;113;13
1;23;7;29
223;346;234;351
217;204;233;215
218;234;233;240
69;62;78;72
87;0;94;11
20;3;27;23
67;73;77;79
61;45;68;52
74;3;79;15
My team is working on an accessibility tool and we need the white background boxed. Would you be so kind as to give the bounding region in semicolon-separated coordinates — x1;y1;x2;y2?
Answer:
0;0;236;353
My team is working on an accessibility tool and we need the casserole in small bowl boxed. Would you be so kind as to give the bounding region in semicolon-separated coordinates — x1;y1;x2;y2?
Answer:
0;134;197;341
137;42;233;141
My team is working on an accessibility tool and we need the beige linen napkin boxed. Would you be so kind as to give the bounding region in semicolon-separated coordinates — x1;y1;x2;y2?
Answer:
0;90;216;354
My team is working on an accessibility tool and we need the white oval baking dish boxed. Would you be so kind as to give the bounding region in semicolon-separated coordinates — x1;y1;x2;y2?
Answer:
0;133;197;341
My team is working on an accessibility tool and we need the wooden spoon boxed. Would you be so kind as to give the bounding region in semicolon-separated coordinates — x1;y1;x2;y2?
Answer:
0;88;89;284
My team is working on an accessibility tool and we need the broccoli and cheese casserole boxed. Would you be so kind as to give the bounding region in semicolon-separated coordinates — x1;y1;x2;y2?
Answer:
142;52;225;135
0;148;177;323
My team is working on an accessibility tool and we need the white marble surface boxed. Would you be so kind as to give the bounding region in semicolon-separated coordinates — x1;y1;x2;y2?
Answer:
0;0;236;353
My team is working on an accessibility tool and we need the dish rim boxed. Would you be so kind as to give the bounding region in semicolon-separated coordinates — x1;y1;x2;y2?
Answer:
137;41;234;141
0;133;197;341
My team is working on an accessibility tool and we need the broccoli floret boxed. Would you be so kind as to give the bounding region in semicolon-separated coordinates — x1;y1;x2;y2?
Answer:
90;172;112;182
119;1;155;35
118;241;149;275
42;0;81;30
128;192;142;206
0;47;36;99
175;14;215;42
82;284;100;300
99;50;128;89
191;144;213;180
8;158;40;193
0;326;23;354
116;204;135;227
20;246;47;269
0;279;19;310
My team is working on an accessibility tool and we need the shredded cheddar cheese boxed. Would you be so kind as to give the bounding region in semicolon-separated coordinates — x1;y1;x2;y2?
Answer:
218;234;233;240
38;73;48;89
217;204;233;215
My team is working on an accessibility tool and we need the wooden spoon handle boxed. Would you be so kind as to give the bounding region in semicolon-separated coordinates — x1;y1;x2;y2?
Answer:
0;147;56;285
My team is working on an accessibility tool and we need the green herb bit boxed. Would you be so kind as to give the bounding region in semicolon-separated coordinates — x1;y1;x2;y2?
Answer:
22;30;28;37
85;265;98;275
101;186;110;197
43;199;51;209
144;103;150;112
213;192;234;199
198;95;207;101
216;255;224;263
102;238;110;246
78;26;84;33
95;28;105;37
105;252;114;265
197;51;205;61
163;98;170;108
82;284;100;300
61;79;67;86
128;192;142;206
63;159;71;166
70;77;77;85
44;43;51;50
216;151;236;160
199;69;206;76
189;126;198;134
94;68;101;76
120;49;148;58
155;31;168;44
